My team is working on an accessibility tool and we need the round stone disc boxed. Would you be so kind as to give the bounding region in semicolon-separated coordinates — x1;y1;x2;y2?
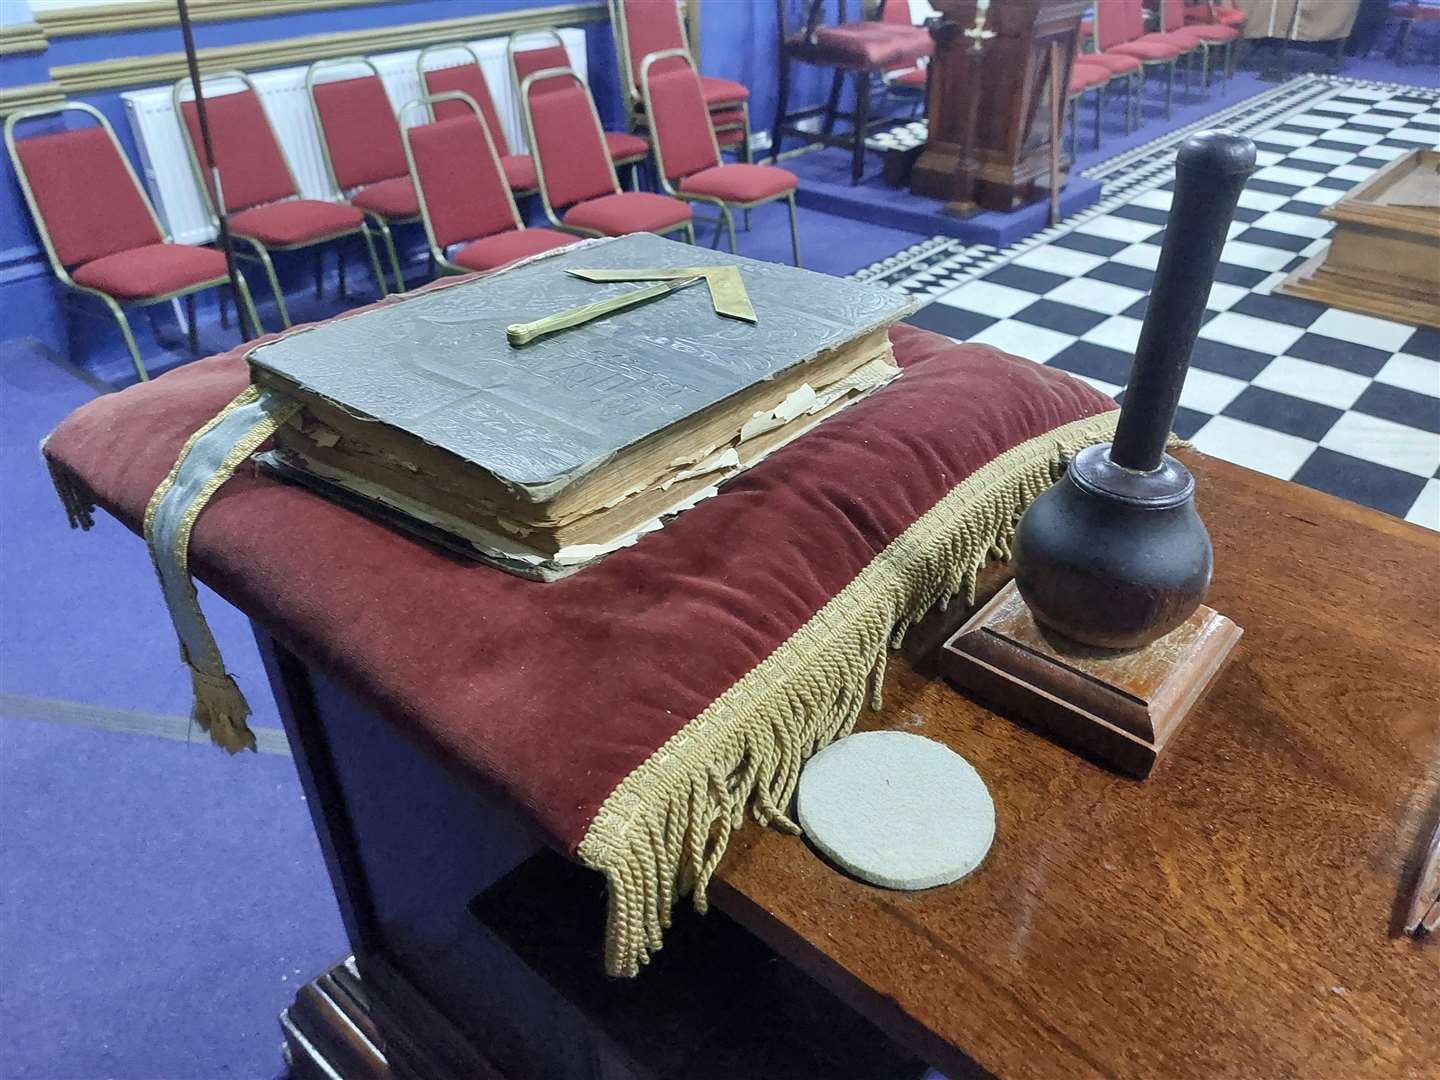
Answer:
796;731;995;890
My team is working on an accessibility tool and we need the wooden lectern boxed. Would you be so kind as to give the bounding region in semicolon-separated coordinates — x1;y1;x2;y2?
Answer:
912;0;1089;210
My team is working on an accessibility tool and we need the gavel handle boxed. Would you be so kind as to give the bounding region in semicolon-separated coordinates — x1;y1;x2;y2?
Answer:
1110;131;1256;473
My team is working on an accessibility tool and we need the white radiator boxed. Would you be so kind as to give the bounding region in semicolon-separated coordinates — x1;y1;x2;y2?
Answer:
122;28;587;245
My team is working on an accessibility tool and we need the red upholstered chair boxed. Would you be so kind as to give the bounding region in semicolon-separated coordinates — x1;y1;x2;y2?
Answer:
1156;0;1239;88
611;0;752;162
519;65;694;241
1388;0;1440;64
1067;60;1112;158
305;58;420;293
1094;0;1187;119
417;44;537;198
174;72;384;328
771;0;934;184
1185;0;1247;30
506;31;650;187
4;102;261;382
399;93;575;275
641;50;801;264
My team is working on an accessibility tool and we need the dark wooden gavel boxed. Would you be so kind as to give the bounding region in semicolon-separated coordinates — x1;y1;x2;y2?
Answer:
1013;130;1257;649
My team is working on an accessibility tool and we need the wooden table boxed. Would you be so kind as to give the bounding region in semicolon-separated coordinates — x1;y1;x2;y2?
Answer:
276;453;1439;1080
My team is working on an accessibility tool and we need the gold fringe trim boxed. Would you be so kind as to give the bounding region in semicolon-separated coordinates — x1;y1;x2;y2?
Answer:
577;411;1124;977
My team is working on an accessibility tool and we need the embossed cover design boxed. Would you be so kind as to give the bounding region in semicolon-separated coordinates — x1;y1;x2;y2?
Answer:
247;234;914;503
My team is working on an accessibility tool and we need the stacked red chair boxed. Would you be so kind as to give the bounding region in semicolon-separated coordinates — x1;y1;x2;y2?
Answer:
417;44;538;198
612;0;752;160
1093;0;1188;119
1185;0;1247;30
1156;0;1239;89
306;58;422;294
399;92;575;274
519;63;694;241
173;72;385;328
4;102;262;381
507;30;649;185
771;0;933;184
880;0;929;110
641;49;801;264
1067;58;1113;157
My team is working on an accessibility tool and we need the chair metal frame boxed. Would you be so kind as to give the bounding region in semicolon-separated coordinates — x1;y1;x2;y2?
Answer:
639;49;799;265
505;28;650;186
516;64;695;244
304;56;421;294
172;69;386;328
398;91;534;276
1093;0;1183;120
415;42;538;198
1159;0;1235;90
608;0;752;163
4;100;261;382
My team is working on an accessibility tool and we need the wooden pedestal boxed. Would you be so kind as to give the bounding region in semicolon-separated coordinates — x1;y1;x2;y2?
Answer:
939;581;1241;777
1277;148;1440;328
911;0;1088;209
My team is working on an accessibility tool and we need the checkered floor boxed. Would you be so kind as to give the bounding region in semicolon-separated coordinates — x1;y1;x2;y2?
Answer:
874;77;1440;529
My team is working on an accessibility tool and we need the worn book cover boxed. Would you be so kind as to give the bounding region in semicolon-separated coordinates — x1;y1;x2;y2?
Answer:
248;234;915;575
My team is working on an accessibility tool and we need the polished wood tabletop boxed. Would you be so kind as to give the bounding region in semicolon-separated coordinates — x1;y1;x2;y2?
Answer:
711;453;1440;1080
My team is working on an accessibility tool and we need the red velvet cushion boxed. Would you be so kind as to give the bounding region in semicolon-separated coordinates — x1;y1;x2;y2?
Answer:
679;164;796;202
228;200;364;246
1083;51;1142;74
71;243;227;299
349;176;419;219
1108;39;1183;60
812;23;925;68
646;65;720;181
880;0;913;24
408;115;515;246
562;192;692;235
41;317;1115;864
1070;62;1111;94
312;75;408;191
423;62;511;156
12;126;162;268
181;90;295;212
699;75;749;107
716;126;747;148
606;131;650;164
891;66;927;89
501;154;538;193
512;44;573;96
527;80;616;207
451;227;576;272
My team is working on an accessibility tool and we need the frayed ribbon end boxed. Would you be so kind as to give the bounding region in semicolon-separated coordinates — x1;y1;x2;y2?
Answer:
43;448;97;531
190;667;257;754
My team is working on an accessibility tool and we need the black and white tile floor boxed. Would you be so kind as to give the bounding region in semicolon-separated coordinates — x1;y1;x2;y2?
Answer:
857;77;1440;529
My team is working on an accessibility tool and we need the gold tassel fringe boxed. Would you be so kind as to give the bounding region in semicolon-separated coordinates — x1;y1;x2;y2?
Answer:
577;411;1125;977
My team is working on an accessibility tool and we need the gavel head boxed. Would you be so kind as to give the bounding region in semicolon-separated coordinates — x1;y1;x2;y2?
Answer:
1009;129;1255;651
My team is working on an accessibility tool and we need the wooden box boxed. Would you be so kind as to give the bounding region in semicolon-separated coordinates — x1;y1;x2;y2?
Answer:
1279;148;1440;328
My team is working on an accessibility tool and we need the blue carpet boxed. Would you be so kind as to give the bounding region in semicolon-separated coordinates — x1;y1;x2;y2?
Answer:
0;716;344;1080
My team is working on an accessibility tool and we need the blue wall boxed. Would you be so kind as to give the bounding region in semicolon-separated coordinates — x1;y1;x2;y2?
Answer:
0;0;828;383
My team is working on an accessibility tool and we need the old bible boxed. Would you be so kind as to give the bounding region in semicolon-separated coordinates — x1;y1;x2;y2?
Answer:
249;234;915;578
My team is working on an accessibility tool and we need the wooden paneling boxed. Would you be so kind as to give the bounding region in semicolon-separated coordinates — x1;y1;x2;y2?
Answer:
47;2;608;95
35;0;393;37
